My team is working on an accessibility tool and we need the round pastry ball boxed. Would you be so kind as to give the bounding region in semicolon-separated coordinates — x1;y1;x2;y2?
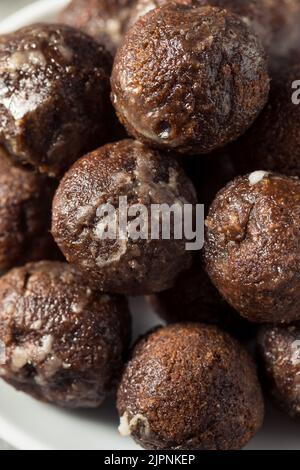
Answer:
205;172;300;324
0;146;61;272
117;323;264;450
59;0;136;56
111;4;270;155
258;324;300;418
148;256;255;339
0;24;112;177
233;61;300;177
0;261;131;408
52;139;196;295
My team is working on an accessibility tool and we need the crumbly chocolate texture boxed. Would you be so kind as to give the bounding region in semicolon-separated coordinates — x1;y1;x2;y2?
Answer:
0;261;131;408
59;0;136;56
128;0;300;59
233;61;300;178
52;139;196;295
148;256;256;340
258;324;300;418
0;146;61;272
0;23;112;177
111;4;270;155
117;323;264;450
205;172;300;324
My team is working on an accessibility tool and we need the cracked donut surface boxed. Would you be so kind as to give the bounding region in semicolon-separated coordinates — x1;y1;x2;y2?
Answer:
52;139;196;295
205;172;300;323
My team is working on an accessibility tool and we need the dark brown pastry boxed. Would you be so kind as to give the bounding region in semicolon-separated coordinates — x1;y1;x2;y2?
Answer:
233;61;300;178
0;261;131;408
0;23;112;177
117;323;264;450
258;324;300;418
59;0;136;56
111;4;270;155
205;172;300;324
147;256;256;340
0;146;60;272
128;0;300;59
52;139;196;295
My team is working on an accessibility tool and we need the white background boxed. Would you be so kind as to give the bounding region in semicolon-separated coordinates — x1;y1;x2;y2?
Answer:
0;1;33;21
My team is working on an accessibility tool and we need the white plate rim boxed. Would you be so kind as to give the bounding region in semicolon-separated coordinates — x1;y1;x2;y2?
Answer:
0;0;70;34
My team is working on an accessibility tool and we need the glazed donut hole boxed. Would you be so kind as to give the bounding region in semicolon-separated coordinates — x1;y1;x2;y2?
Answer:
117;323;264;450
204;172;300;324
111;4;270;154
52;139;197;296
0;261;131;408
0;23;113;177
